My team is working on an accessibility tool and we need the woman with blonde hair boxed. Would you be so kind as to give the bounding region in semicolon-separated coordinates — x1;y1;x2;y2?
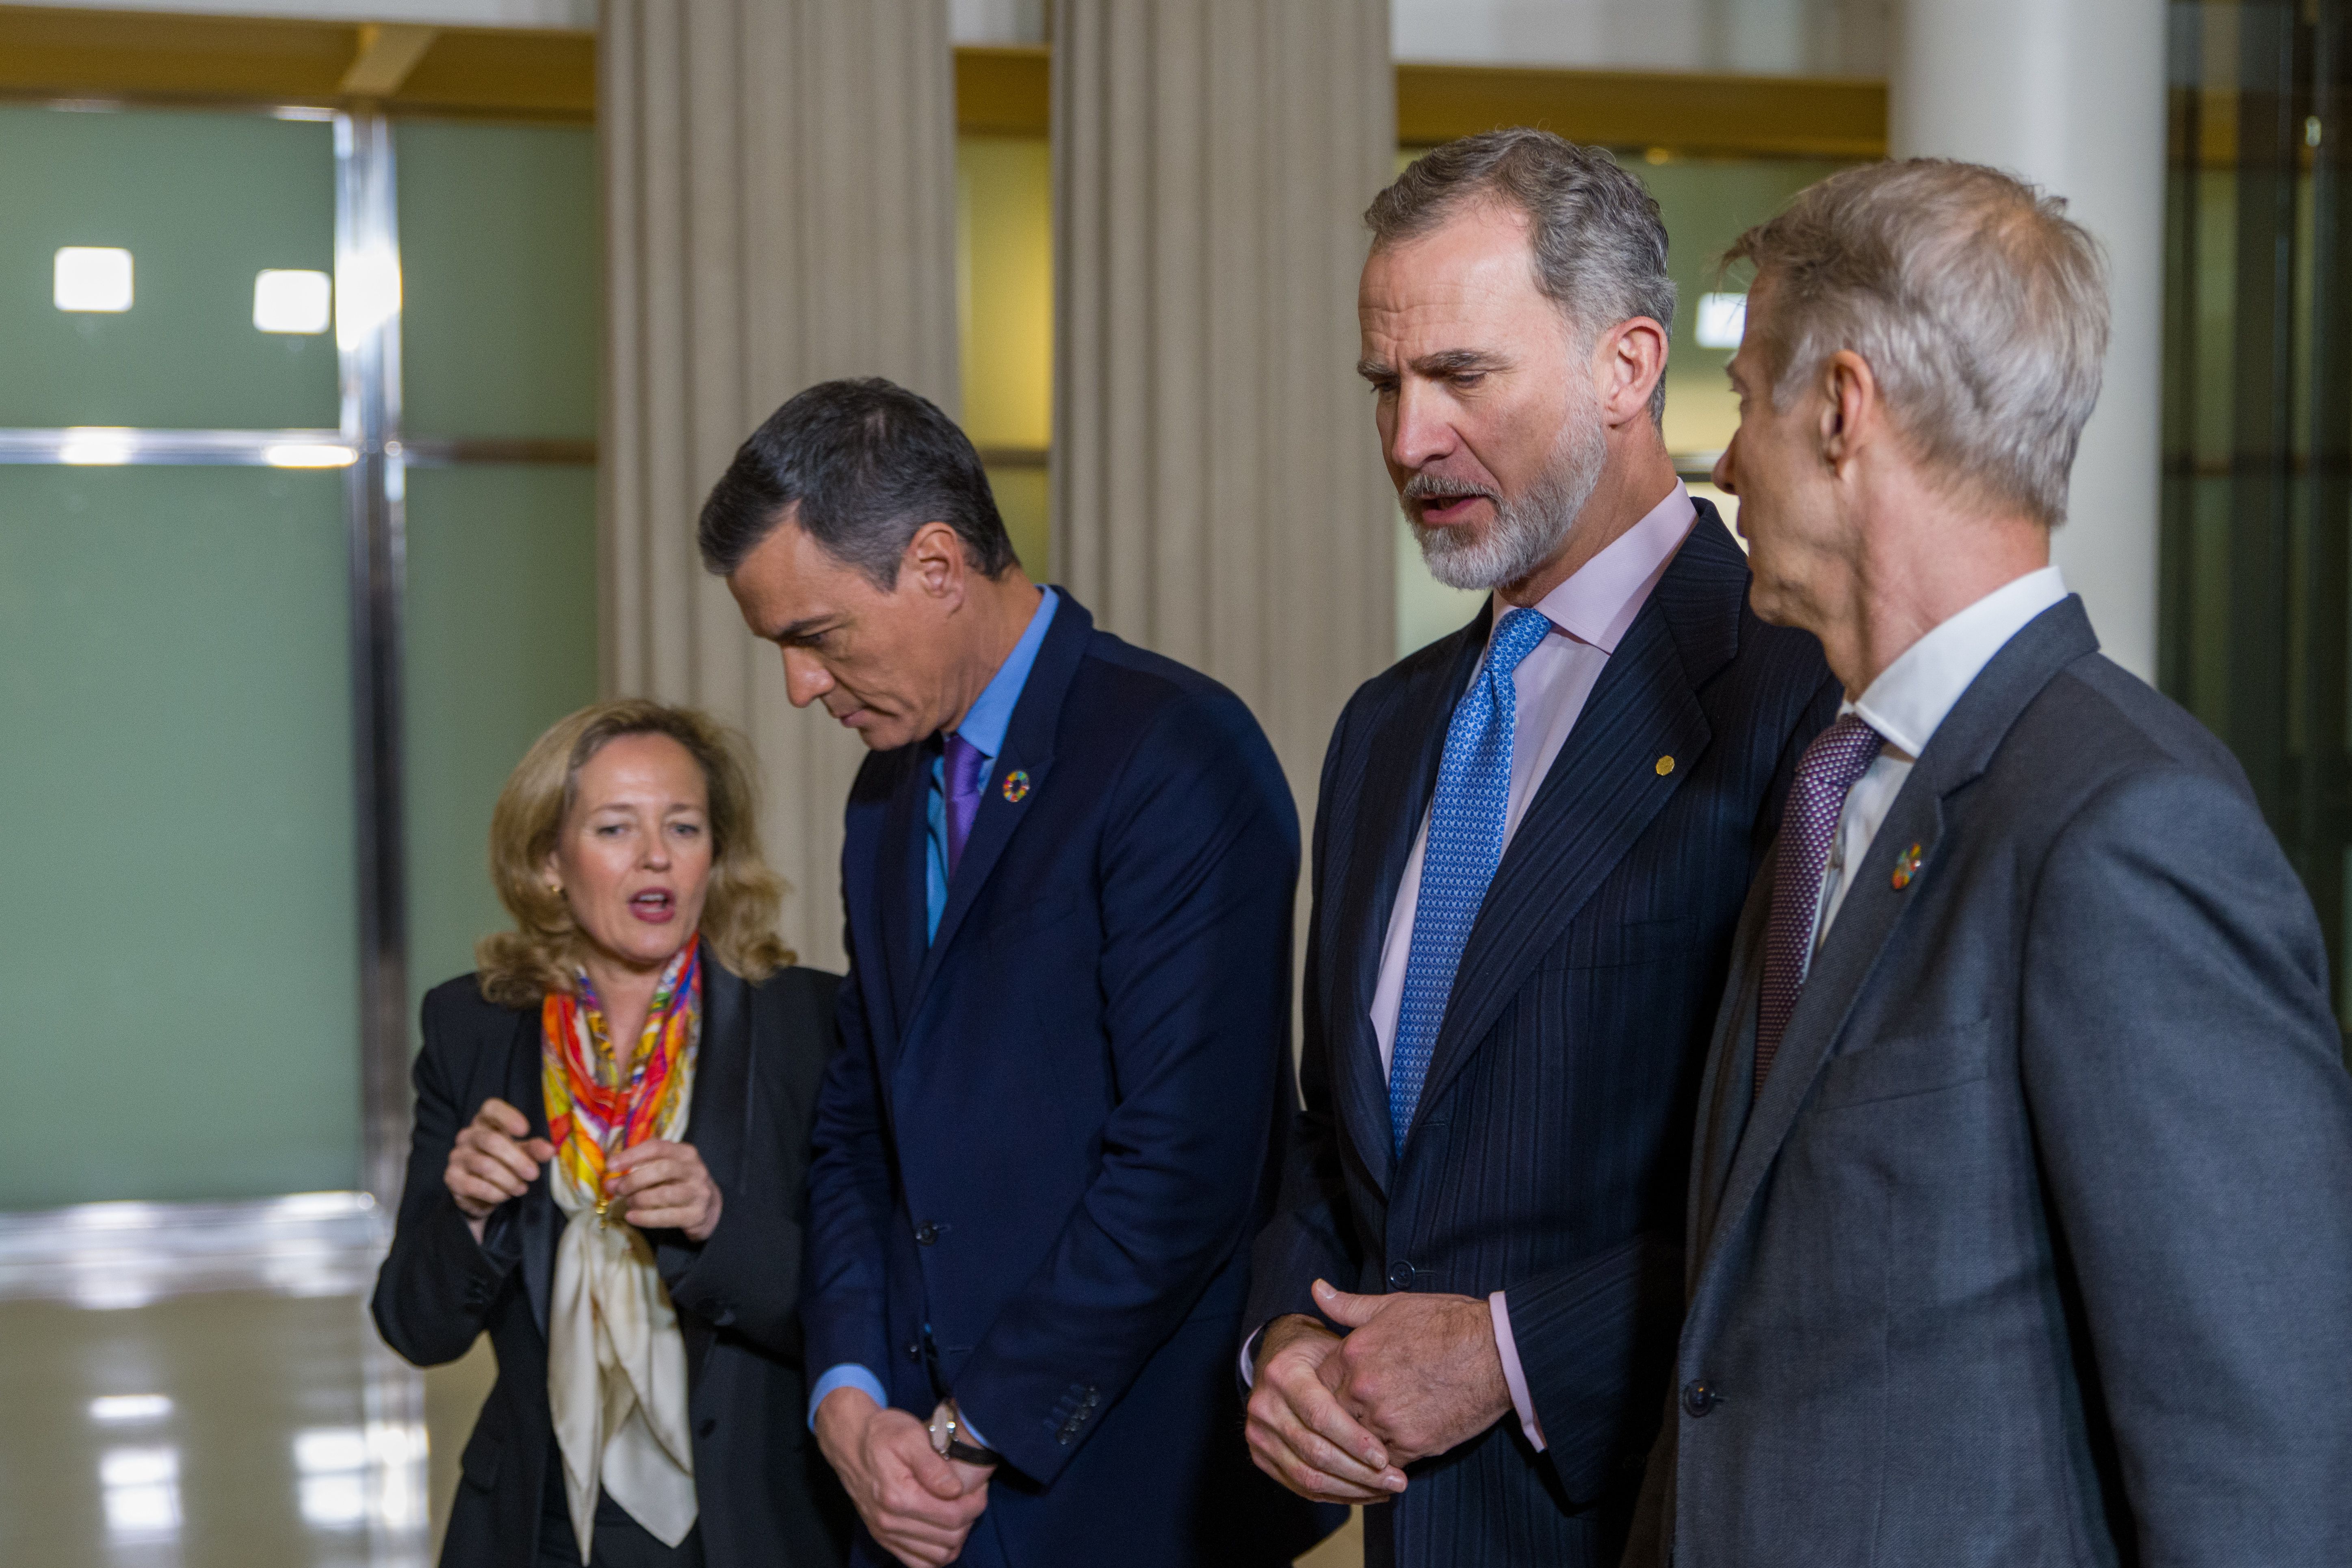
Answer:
374;700;849;1568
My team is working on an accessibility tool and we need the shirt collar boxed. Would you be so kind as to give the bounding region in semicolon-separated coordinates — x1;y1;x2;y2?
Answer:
951;586;1058;761
1848;566;2068;760
1492;482;1697;654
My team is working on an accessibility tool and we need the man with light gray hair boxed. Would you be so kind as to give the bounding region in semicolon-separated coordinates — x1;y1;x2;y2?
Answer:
1624;158;2352;1566
1242;129;1836;1567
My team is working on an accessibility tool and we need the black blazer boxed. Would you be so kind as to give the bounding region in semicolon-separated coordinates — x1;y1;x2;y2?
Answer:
1246;507;1837;1568
372;960;853;1568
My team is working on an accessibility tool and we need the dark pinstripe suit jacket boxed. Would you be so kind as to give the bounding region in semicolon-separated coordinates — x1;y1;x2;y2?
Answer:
1247;506;1835;1568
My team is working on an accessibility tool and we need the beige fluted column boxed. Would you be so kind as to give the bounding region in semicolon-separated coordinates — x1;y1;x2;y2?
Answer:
602;0;958;969
1891;0;2168;680
1052;0;1398;802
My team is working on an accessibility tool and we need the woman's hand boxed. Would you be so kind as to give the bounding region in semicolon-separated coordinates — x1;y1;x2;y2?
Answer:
608;1139;723;1241
446;1097;555;1242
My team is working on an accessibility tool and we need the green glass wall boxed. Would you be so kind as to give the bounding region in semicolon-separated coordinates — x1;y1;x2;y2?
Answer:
0;105;338;431
401;466;600;1032
394;119;602;1047
395;119;600;443
0;466;360;1207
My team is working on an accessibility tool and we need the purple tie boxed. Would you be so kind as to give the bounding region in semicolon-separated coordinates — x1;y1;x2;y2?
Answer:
1754;713;1884;1096
943;732;988;879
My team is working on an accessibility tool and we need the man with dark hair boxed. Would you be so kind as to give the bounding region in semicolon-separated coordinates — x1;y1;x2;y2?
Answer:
1240;130;1835;1566
704;378;1336;1568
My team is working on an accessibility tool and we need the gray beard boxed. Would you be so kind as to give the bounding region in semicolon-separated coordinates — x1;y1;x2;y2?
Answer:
1412;418;1608;592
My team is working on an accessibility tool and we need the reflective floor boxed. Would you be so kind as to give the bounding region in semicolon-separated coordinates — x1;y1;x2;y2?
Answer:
0;1197;1362;1567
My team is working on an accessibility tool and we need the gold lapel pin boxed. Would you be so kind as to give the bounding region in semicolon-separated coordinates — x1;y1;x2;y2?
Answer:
1892;842;1924;889
1655;755;1675;776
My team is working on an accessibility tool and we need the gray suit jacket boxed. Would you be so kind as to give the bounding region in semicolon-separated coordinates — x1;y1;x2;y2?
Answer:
1625;596;2352;1567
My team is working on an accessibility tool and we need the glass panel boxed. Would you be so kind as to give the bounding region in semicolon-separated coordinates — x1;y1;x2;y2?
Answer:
1632;154;1855;462
962;135;1053;577
0;104;339;430
0;466;358;1207
958;135;1054;453
394;120;599;442
984;461;1050;578
2161;0;2352;1041
401;464;600;1044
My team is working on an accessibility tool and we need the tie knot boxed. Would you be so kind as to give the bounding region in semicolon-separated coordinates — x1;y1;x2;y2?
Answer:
1801;712;1885;791
1486;607;1551;680
944;732;988;797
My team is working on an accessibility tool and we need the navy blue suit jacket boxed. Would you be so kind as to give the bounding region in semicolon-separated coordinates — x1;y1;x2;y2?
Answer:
803;591;1339;1567
1246;507;1835;1568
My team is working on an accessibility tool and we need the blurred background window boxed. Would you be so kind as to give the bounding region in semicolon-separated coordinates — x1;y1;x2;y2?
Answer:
2161;0;2352;1031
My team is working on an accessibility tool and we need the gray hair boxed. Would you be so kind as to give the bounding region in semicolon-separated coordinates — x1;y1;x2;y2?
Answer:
1726;158;2109;526
1367;128;1676;424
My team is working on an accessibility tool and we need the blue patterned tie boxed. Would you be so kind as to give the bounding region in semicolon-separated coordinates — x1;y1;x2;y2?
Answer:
1390;607;1553;1152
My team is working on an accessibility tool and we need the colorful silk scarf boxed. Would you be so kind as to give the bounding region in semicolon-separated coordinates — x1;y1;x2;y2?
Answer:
541;937;703;1562
543;936;703;1214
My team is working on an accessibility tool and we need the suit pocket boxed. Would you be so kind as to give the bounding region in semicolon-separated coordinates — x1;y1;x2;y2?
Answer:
1815;1015;1994;1111
1542;916;1692;970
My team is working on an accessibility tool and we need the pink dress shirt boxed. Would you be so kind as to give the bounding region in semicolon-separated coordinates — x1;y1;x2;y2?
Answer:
1241;484;1698;1451
1375;483;1696;1451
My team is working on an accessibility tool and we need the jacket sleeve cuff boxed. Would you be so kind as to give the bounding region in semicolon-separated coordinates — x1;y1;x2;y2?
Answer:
808;1363;891;1432
1490;1290;1547;1451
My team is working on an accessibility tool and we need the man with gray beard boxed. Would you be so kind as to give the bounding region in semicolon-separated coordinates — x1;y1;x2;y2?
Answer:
1240;130;1836;1567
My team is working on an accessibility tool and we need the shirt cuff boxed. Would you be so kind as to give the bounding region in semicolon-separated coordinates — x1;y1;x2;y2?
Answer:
1489;1291;1546;1451
1239;1324;1266;1389
957;1408;990;1451
807;1363;890;1433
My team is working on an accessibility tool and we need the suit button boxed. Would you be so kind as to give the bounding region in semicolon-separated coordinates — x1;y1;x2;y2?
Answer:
1386;1260;1412;1290
914;1222;938;1246
906;1341;923;1362
1682;1380;1721;1418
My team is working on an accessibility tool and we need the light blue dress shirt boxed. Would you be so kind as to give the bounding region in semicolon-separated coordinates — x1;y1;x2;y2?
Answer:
807;586;1057;1437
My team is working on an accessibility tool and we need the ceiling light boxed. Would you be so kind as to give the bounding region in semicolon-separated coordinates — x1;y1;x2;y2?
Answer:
1695;292;1748;350
254;269;332;334
59;428;135;465
264;443;356;468
91;1395;173;1425
335;248;401;349
55;247;133;312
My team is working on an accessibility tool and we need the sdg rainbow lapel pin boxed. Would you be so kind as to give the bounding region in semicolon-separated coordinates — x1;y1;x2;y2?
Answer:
1891;842;1925;890
1002;769;1031;803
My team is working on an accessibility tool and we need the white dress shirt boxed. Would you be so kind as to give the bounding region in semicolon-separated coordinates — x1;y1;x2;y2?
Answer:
1810;566;2070;961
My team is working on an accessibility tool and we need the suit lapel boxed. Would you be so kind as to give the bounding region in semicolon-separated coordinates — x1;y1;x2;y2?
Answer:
1687;845;1773;1273
1702;596;2101;1264
877;751;928;1039
1404;513;1746;1145
500;1009;557;1336
684;959;750;1204
905;595;1094;1021
1330;616;1491;1194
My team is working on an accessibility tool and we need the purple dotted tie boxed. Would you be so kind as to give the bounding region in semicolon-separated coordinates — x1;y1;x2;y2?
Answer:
1754;713;1884;1097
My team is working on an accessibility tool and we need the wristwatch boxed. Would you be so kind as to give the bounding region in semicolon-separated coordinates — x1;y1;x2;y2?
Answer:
928;1397;1000;1467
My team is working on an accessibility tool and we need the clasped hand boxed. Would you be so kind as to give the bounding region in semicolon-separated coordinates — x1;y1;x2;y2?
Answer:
1244;1277;1514;1503
443;1096;722;1243
814;1388;993;1568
